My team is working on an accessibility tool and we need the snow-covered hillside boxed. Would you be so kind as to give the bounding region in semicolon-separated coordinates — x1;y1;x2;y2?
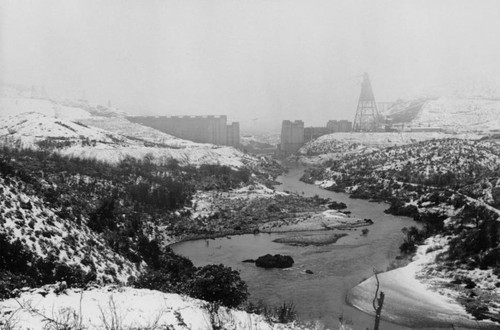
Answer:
303;137;500;324
308;138;500;201
0;94;262;168
386;97;500;132
384;76;500;132
78;117;191;147
299;132;483;157
0;96;125;121
0;175;140;283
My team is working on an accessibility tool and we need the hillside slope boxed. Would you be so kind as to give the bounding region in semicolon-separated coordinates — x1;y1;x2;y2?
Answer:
0;111;261;168
302;138;500;322
384;77;500;132
0;92;268;169
386;97;500;132
297;132;483;166
0;170;140;285
310;138;500;204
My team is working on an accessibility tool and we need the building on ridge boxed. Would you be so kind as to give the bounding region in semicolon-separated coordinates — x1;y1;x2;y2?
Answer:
226;122;240;147
326;120;352;132
278;120;304;156
127;115;240;147
304;127;331;142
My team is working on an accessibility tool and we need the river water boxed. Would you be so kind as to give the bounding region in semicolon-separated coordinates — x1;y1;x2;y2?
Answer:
172;167;418;329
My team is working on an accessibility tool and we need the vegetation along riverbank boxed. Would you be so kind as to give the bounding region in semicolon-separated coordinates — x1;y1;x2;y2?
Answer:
301;137;500;325
0;146;365;329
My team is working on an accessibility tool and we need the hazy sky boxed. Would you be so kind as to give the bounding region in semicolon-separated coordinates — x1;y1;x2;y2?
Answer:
1;0;500;130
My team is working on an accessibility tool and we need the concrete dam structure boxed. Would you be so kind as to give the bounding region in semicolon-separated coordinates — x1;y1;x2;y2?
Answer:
279;120;305;156
279;119;353;156
128;115;240;147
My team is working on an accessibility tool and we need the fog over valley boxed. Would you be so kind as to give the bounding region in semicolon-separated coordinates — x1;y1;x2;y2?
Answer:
1;1;500;330
2;0;500;130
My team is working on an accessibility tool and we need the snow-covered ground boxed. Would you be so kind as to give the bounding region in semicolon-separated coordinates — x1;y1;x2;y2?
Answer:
0;286;302;330
78;117;191;147
383;76;500;133
297;132;484;163
348;236;498;329
0;97;119;121
0;175;140;283
387;97;500;132
259;209;367;232
190;184;289;220
0;95;261;168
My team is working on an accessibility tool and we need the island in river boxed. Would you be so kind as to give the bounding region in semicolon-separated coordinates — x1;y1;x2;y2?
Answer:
173;167;498;329
162;182;371;245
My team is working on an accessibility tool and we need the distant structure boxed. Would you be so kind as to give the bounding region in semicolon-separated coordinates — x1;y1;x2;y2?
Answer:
303;120;352;143
279;120;304;156
376;102;395;114
304;127;331;143
128;115;240;147
353;73;380;132
280;119;354;155
326;120;352;132
226;122;240;146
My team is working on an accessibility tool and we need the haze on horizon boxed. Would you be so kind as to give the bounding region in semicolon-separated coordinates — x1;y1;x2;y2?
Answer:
1;0;500;131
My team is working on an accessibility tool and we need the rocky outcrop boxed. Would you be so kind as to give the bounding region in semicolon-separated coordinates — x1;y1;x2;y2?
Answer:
328;201;347;210
255;254;294;269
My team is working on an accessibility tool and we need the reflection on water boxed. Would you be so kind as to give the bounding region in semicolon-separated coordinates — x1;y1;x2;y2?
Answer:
172;167;416;329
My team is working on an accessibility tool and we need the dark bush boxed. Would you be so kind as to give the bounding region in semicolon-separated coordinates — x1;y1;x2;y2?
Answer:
385;200;420;219
135;248;195;293
399;241;417;254
464;277;477;289
0;271;35;299
88;198;117;233
137;236;162;269
0;235;33;274
481;248;500;269
464;300;489;320
448;216;500;267
54;264;88;287
0;233;93;292
189;264;248;308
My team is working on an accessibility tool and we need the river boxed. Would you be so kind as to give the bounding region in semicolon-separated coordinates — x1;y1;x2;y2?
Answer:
172;167;418;329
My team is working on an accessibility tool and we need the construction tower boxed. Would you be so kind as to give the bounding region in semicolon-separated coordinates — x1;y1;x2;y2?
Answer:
353;73;380;132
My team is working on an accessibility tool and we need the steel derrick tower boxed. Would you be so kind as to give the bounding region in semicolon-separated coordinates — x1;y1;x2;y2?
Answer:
353;73;380;132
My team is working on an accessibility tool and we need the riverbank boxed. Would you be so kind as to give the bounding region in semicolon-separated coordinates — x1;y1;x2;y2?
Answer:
299;140;500;325
173;167;426;330
347;235;498;329
162;183;370;246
